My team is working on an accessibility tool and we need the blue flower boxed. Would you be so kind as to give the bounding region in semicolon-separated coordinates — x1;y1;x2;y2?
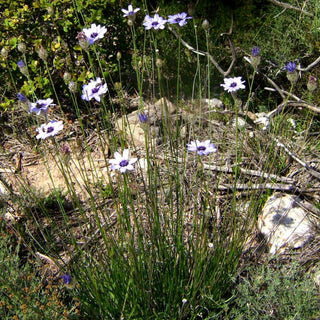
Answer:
61;273;72;285
285;61;296;73
138;112;148;123
251;46;260;57
143;14;167;30
17;60;25;68
168;12;192;27
17;93;27;102
187;140;217;156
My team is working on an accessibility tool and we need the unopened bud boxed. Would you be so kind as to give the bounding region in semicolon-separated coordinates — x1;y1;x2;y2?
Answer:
77;32;90;50
127;19;134;27
1;47;9;59
17;60;29;76
116;51;122;61
286;71;299;85
202;19;210;31
156;58;163;68
63;72;72;83
47;6;54;16
38;46;48;61
68;81;77;93
18;42;27;53
188;3;195;16
307;75;318;93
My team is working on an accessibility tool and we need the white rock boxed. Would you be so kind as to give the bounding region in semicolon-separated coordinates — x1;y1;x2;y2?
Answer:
258;193;315;254
0;179;9;198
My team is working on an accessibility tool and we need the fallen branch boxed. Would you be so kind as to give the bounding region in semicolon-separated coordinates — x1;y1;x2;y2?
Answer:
268;0;313;17
275;138;320;180
203;163;296;184
267;101;320;117
297;55;320;72
216;183;294;191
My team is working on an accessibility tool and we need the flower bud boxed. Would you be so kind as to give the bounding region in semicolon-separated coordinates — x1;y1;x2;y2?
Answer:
68;81;77;93
138;112;148;123
63;72;72;83
47;6;54;16
17;60;29;76
156;58;163;68
202;19;210;31
38;46;48;61
127;19;134;27
188;3;195;16
285;61;299;85
116;51;122;61
17;92;27;103
307;75;318;93
18;42;27;53
250;47;261;69
77;32;90;50
1;47;9;59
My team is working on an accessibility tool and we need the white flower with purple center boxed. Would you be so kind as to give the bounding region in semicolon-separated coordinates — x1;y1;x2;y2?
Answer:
143;14;167;30
81;77;108;102
36;120;64;140
82;24;107;45
121;4;140;18
109;149;138;173
220;77;246;93
29;98;55;115
168;12;192;27
187;140;217;156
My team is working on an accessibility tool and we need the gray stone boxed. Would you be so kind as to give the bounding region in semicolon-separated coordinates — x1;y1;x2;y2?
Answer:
258;193;316;254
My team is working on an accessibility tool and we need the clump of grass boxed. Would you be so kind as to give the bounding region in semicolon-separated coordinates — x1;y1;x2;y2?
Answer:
1;0;320;319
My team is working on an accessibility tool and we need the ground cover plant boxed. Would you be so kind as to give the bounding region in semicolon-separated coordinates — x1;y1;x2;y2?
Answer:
0;0;320;319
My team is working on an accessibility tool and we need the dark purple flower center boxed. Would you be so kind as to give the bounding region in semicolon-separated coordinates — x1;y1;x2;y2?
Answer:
90;32;98;39
36;103;46;109
152;21;159;27
197;146;206;151
230;82;237;88
92;86;100;94
120;159;129;167
47;126;54;133
175;18;182;23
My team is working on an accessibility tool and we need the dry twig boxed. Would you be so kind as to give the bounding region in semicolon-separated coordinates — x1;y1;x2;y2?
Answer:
167;19;236;77
268;0;313;17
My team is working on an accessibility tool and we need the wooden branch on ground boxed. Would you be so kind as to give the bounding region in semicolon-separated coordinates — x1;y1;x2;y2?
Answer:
266;100;320;117
268;0;313;17
275;138;320;180
297;55;320;72
203;163;296;184
216;183;295;191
